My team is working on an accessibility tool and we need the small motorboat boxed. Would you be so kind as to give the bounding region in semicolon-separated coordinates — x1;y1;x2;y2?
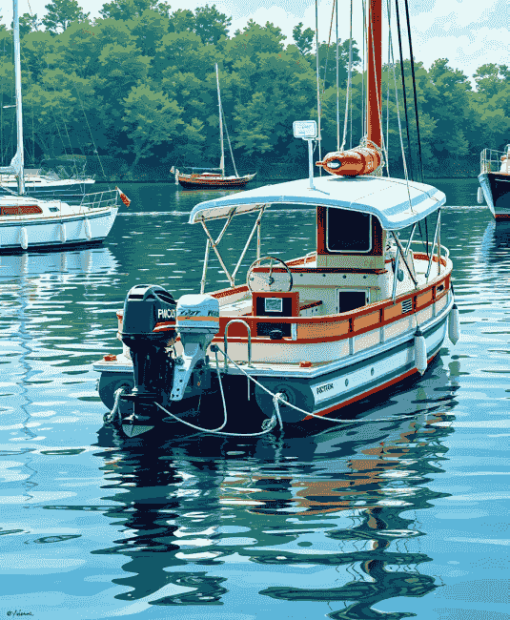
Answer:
94;0;459;439
478;144;510;220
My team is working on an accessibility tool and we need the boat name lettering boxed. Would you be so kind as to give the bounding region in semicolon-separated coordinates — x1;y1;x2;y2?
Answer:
157;309;176;319
178;309;219;317
316;383;334;394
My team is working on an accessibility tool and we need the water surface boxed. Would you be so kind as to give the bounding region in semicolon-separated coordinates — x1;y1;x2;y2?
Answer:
0;178;509;619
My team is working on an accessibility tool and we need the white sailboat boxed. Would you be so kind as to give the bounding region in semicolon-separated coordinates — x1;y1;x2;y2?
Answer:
175;64;256;189
0;0;124;254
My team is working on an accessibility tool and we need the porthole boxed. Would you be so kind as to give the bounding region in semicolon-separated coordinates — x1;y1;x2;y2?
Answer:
345;378;349;387
371;368;375;376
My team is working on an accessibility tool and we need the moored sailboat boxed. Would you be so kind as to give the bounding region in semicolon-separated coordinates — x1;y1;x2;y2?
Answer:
174;64;256;190
0;0;125;254
478;144;510;220
95;0;459;439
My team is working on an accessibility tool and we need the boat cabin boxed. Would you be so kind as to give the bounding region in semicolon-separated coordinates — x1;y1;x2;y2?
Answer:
182;174;448;362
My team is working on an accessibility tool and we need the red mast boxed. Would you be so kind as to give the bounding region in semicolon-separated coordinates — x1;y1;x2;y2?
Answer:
366;0;382;148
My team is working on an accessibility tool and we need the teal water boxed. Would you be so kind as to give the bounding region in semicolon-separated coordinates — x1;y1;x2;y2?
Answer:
1;178;509;619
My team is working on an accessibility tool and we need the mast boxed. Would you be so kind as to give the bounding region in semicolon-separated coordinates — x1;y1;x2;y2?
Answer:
215;63;225;178
0;0;25;194
366;0;382;148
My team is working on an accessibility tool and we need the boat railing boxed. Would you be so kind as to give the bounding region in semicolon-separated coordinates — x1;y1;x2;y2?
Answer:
80;189;120;210
480;147;510;174
409;240;450;263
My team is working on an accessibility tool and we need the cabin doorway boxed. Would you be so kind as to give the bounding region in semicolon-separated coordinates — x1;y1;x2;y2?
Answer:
338;290;369;313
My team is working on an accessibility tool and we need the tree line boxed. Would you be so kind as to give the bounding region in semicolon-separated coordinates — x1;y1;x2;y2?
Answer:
0;0;508;180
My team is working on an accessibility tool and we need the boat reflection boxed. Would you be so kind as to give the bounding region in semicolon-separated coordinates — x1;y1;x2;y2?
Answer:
92;355;458;617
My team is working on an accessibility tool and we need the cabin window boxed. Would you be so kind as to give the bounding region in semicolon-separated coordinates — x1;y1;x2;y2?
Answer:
338;290;369;313
1;205;43;216
326;209;372;253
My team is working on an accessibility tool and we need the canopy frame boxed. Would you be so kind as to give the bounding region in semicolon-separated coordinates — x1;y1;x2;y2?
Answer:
199;206;266;293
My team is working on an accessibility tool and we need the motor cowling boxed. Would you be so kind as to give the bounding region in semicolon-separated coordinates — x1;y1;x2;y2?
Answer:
120;285;176;414
170;294;220;401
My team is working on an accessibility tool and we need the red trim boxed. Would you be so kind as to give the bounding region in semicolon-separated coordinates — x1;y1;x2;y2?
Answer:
494;213;510;220
214;276;451;344
304;351;439;420
212;284;249;299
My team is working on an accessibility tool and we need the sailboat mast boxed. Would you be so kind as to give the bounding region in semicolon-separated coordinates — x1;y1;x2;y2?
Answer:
215;63;225;178
315;0;322;173
366;0;382;148
0;0;25;194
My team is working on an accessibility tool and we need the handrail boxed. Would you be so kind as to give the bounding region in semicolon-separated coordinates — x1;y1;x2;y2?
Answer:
410;239;450;262
79;189;119;210
480;146;510;174
224;319;252;371
303;251;316;266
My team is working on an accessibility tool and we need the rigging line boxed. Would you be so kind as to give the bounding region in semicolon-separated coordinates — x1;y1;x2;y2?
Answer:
336;0;340;151
74;86;108;182
220;101;239;177
394;0;414;181
361;0;366;139
315;0;322;174
341;0;354;152
387;1;413;208
320;0;336;99
403;0;425;183
386;0;392;176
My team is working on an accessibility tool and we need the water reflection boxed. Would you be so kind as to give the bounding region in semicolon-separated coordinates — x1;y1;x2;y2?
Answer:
91;356;457;618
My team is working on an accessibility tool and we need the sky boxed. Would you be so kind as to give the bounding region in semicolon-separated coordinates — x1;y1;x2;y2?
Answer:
1;0;508;82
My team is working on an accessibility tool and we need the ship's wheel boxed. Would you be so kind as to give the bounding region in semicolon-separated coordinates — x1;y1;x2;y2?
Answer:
247;256;293;292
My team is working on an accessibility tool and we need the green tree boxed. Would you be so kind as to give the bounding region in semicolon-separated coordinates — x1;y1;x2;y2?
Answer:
42;0;89;33
194;4;231;45
122;84;183;166
292;22;314;57
473;63;509;99
100;0;171;20
19;13;40;38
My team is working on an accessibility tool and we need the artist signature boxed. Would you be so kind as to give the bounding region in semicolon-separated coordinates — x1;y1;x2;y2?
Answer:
6;612;34;617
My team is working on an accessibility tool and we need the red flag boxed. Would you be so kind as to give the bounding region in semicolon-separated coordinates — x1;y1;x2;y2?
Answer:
116;187;131;207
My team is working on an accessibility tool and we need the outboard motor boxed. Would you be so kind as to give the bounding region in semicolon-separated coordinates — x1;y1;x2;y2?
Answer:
170;294;220;401
120;284;176;432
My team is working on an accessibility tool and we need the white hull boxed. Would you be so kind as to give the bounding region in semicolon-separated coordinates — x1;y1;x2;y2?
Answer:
94;287;453;421
0;206;118;252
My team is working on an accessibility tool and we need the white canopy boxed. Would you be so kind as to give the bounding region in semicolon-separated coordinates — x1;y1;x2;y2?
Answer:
188;175;446;230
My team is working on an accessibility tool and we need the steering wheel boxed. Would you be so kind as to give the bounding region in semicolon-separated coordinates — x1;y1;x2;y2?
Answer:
247;256;293;292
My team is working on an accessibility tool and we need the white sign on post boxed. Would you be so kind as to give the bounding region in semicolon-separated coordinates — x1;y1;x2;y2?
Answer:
293;120;318;140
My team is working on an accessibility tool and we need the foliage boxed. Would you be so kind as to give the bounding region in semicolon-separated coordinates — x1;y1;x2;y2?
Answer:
42;0;90;33
0;2;507;177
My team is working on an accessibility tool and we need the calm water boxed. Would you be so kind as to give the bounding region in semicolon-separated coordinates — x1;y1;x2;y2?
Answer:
1;178;509;620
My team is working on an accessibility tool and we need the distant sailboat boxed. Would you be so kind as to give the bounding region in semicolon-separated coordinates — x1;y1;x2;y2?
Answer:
175;64;256;190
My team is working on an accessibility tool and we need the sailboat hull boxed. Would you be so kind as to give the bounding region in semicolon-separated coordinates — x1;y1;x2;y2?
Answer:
478;172;510;220
178;173;256;190
0;207;117;253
